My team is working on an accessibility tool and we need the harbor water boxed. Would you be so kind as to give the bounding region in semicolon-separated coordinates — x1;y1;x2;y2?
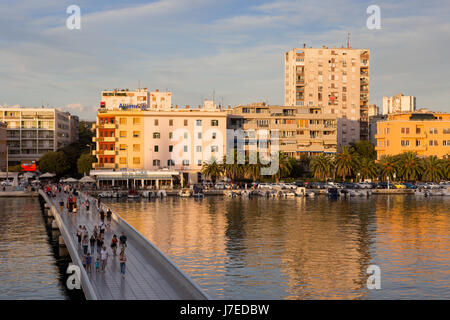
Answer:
104;195;450;299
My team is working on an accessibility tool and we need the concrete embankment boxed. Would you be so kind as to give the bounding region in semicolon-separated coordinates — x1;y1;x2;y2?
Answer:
0;191;38;197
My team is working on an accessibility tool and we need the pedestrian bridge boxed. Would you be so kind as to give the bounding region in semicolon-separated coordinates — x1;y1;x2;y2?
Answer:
39;190;209;300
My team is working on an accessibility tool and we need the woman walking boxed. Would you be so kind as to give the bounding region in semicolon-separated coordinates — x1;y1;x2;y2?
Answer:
110;234;118;256
76;226;82;247
106;209;112;230
89;234;96;254
82;234;89;255
119;248;126;278
96;234;104;254
100;246;109;272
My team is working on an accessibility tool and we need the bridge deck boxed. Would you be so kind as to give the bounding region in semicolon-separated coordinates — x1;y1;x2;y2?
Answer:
48;192;202;300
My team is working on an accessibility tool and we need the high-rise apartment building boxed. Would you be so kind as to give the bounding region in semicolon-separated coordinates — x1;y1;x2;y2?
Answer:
284;45;370;145
0;107;79;166
375;110;450;159
382;94;416;115
228;103;337;157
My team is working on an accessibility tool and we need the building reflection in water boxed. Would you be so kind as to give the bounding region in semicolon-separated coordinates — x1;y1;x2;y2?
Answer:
106;195;450;299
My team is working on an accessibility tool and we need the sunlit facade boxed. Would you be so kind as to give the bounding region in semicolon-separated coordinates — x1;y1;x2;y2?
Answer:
375;111;450;159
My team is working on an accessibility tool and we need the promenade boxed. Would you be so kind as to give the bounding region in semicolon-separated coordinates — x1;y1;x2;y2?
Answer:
45;190;208;300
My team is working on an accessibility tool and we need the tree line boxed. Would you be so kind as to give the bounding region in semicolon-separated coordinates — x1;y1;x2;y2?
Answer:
202;141;450;183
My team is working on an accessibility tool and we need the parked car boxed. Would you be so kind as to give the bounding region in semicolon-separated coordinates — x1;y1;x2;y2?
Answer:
357;182;373;189
257;183;272;190
394;183;406;189
215;182;225;189
402;182;417;189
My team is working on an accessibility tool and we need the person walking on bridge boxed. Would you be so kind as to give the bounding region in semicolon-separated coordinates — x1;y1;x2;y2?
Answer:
119;248;126;278
119;232;127;250
100;246;109;272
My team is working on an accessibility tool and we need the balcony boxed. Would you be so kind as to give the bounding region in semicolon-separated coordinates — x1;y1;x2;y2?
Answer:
93;150;116;156
94;136;117;142
93;163;117;169
94;123;117;129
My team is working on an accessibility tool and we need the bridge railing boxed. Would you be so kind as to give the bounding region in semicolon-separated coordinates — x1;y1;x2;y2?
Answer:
39;190;98;300
99;201;210;300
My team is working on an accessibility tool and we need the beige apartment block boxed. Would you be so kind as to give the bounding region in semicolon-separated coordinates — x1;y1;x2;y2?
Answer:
284;45;370;146
0;107;79;165
228;103;337;157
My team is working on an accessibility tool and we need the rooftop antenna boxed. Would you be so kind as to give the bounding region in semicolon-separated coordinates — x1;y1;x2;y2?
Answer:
347;32;350;48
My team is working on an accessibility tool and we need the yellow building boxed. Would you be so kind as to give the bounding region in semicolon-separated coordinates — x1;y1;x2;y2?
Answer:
375;111;450;159
92;98;228;186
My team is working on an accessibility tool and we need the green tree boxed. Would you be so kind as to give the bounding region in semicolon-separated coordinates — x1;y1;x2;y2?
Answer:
350;140;377;160
38;151;70;176
358;157;378;181
201;158;223;183
397;152;422;181
421;156;443;182
335;146;358;181
77;153;96;175
378;155;398;181
310;153;333;181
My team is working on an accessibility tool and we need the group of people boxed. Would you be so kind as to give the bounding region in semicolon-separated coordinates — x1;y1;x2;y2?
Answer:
46;183;130;279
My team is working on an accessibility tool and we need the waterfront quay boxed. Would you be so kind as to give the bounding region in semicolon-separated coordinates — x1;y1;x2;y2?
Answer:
39;190;208;300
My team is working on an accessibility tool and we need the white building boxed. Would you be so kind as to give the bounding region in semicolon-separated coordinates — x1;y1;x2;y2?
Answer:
100;88;172;111
0;107;79;166
382;94;416;115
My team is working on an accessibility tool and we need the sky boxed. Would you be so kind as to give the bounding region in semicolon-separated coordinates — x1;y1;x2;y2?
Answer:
0;0;449;120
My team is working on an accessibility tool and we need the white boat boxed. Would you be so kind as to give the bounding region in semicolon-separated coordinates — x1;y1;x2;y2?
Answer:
306;190;315;197
178;189;192;197
157;190;167;198
295;187;306;197
283;190;296;197
127;194;140;199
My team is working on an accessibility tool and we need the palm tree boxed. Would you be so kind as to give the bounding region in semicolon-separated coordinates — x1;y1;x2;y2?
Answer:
310;153;333;181
397;152;422;181
201;158;223;183
272;152;293;182
244;154;262;182
378;155;398;181
335;146;358;181
422;156;443;182
221;152;244;181
358;157;378;181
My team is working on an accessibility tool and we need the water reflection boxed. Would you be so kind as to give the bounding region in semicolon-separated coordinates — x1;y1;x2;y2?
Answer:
0;198;67;300
105;195;450;299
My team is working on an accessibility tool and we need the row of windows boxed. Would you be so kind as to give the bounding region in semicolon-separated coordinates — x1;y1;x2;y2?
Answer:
398;140;450;147
113;118;220;126
116;144;220;152
118;158;201;167
117;131;219;139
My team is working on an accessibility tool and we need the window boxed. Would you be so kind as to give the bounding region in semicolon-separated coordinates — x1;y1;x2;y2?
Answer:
153;159;160;166
119;157;126;164
133;131;140;138
120;131;126;138
133;118;140;125
198;132;202;139
196;146;202;152
401;128;410;134
211;146;219;152
401;140;410;146
429;128;438;134
167;159;174;166
197;160;202;166
196;120;202;126
182;160;189;166
212;132;217;139
154;119;159;126
133;144;140;152
169;119;173;126
416;127;421;134
184;120;188;126
416;140;421;147
153;132;160;139
119;144;126;150
120;118;127;125
154;145;159;152
443;140;450;146
169;132;173;139
429;140;438;146
184;132;188;139
133;157;140;164
184;145;188;152
169;145;173;152
211;120;219;126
